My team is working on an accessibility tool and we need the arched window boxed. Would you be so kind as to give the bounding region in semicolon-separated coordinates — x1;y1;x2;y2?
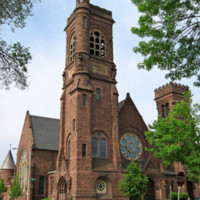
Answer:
92;133;107;159
90;30;105;58
39;176;45;195
19;150;28;190
70;34;76;62
100;139;107;158
92;138;98;158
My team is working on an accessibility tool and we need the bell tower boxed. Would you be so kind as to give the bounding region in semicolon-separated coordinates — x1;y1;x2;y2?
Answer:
154;82;189;118
55;1;123;200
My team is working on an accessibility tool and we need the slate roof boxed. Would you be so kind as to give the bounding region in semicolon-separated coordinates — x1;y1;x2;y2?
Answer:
1;150;15;169
118;100;125;111
28;98;130;151
30;115;60;151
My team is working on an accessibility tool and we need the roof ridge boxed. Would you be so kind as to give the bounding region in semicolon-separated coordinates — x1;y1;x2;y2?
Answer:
30;115;60;121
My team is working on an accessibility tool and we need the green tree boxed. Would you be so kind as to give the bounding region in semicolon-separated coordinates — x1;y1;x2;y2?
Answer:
118;162;148;200
0;178;7;200
131;0;200;86
145;92;200;182
9;173;22;200
0;0;40;89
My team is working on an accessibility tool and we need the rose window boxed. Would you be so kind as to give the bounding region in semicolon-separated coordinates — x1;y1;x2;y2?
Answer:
120;133;142;161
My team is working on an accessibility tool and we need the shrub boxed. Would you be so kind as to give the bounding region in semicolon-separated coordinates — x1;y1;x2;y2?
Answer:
168;192;189;200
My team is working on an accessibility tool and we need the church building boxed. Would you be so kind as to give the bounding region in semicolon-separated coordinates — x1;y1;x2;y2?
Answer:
1;1;200;200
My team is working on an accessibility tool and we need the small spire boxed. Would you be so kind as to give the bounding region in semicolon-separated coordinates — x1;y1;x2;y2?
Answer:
1;150;15;170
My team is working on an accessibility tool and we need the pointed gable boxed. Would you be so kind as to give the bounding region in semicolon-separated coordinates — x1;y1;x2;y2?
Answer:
1;150;15;170
119;93;150;169
119;93;148;133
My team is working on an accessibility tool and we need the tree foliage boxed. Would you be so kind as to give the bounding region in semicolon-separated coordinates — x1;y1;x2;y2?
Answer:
145;92;200;182
0;0;40;89
9;173;22;200
118;162;148;200
131;0;200;86
0;178;7;200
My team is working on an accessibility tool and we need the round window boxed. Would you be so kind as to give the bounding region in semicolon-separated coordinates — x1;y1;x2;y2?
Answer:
96;180;106;193
120;133;142;161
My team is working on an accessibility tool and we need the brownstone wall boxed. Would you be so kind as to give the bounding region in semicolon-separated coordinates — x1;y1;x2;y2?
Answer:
31;150;57;200
0;169;14;184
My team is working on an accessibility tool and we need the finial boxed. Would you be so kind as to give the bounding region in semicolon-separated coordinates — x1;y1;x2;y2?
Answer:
9;144;11;150
76;0;90;8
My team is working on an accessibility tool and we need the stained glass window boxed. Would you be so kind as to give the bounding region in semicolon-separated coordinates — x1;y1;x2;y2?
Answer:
120;133;142;161
100;139;107;158
96;180;106;194
19;150;28;190
92;138;98;158
92;133;107;159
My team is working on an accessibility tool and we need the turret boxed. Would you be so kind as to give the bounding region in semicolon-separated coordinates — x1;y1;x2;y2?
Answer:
154;82;189;117
1;150;15;184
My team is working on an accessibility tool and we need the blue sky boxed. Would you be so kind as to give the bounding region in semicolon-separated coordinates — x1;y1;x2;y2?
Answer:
0;0;199;166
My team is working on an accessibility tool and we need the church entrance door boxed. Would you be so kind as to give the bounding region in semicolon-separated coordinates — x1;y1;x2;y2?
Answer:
57;177;67;200
144;179;156;200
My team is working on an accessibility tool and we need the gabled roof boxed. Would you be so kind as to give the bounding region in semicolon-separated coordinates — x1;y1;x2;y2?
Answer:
30;115;60;151
1;150;15;170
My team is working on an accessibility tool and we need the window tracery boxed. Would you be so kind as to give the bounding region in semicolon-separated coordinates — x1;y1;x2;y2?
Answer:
92;133;107;159
19;150;28;190
96;180;106;194
90;30;105;58
120;133;142;161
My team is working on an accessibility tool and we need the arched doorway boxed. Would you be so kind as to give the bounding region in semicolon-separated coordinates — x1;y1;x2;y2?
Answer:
187;181;194;200
144;178;156;200
58;177;67;200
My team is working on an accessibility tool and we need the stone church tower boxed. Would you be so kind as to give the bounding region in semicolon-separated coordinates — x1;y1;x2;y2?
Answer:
154;82;189;118
54;0;124;199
